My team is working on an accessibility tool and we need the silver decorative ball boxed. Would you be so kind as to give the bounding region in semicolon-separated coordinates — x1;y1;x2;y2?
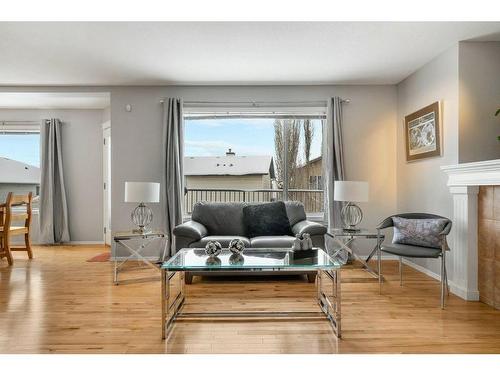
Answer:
205;256;221;266
229;253;244;266
205;241;222;257
229;239;245;254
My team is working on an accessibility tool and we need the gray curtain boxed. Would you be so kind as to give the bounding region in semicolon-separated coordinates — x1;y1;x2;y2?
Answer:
39;118;70;244
162;98;184;255
323;97;345;229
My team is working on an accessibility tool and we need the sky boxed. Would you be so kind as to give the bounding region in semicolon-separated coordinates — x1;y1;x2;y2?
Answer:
0;134;40;167
185;118;323;164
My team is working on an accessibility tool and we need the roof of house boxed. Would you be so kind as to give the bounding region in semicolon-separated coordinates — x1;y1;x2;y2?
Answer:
0;157;40;184
184;155;275;177
297;155;322;169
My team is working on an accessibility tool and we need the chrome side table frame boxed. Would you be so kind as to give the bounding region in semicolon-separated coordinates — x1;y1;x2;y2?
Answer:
326;230;384;278
113;231;167;285
161;268;342;340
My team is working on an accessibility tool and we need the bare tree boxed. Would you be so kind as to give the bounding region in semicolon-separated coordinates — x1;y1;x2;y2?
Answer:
274;119;301;189
303;119;314;163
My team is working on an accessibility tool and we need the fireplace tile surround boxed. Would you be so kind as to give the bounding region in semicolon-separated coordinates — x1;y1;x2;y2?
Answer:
477;186;500;309
442;159;500;305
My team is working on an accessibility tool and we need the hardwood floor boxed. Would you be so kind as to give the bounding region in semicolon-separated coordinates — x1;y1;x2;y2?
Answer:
1;245;500;354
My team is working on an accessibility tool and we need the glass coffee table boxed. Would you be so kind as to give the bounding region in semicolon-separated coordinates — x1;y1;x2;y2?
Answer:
160;247;343;340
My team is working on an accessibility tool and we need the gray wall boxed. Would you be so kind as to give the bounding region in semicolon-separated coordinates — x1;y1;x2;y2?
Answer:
110;85;398;255
0;108;105;243
459;41;500;163
0;85;398;256
396;45;459;276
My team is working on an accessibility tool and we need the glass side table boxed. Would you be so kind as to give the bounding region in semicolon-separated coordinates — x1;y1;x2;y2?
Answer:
113;230;168;285
326;228;384;280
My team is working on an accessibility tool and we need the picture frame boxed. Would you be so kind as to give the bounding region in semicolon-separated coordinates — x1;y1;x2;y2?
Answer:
404;101;441;162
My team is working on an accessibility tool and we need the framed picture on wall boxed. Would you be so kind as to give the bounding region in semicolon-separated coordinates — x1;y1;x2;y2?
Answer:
405;101;441;161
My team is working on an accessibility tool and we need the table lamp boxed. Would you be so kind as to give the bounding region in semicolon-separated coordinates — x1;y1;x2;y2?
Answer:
124;181;160;234
334;180;369;232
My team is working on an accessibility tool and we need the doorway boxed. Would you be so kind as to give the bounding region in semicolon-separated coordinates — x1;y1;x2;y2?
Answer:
102;122;111;245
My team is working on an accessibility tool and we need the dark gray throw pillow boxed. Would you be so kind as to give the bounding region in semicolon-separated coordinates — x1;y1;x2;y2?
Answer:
392;216;448;249
243;201;292;238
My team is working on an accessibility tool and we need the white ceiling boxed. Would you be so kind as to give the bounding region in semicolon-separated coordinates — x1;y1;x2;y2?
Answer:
0;22;499;86
0;92;110;109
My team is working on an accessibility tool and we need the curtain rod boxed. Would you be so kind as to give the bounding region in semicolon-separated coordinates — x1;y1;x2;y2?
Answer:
0;120;66;124
0;120;41;125
0;120;66;126
158;99;350;105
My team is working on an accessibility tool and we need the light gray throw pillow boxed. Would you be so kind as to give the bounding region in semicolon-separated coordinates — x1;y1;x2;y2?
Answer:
392;217;448;249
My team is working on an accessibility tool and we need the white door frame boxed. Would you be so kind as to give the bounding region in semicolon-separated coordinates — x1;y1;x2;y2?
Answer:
102;122;111;245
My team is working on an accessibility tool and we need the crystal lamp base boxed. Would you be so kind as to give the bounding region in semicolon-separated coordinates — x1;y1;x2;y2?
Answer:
341;202;363;232
131;203;153;234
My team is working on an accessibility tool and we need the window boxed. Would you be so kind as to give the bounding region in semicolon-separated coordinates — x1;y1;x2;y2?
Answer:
309;175;323;190
183;107;324;217
0;123;40;204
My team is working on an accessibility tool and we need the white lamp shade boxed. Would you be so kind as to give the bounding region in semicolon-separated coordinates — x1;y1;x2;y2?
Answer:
334;181;369;202
124;182;160;203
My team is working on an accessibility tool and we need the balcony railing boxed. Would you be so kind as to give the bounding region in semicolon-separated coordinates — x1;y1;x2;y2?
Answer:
184;188;324;214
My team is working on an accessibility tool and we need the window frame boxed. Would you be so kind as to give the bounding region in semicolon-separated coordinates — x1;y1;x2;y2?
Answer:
182;105;327;223
0;122;41;213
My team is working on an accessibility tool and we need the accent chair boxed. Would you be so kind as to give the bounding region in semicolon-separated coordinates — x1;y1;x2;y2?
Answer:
377;213;452;309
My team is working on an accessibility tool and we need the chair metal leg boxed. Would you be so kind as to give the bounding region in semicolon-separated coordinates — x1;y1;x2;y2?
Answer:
399;256;403;286
445;266;450;296
378;243;382;295
440;253;446;309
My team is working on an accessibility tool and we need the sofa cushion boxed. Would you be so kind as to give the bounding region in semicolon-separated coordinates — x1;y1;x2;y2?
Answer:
250;235;296;248
243;201;292;238
392;216;448;249
191;202;247;236
190;235;251;249
284;201;307;226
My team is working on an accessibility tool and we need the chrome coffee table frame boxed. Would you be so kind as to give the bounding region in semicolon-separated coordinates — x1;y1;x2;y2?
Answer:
161;256;342;340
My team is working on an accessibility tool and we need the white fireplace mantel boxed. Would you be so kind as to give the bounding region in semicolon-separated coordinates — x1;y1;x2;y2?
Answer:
441;159;500;301
441;159;500;186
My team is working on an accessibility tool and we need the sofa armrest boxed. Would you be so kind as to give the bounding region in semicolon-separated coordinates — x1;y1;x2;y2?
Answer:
173;220;208;240
292;220;327;236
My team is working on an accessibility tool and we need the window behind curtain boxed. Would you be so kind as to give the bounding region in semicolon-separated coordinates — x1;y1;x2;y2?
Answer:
0;125;40;204
183;111;324;218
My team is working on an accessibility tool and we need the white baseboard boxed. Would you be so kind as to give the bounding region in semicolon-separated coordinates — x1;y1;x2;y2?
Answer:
65;241;104;245
379;255;398;260
402;258;441;280
110;256;159;261
402;258;479;301
67;241;106;245
30;241;105;246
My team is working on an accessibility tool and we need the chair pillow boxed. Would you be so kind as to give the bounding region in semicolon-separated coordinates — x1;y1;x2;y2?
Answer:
392;217;448;249
243;201;292;238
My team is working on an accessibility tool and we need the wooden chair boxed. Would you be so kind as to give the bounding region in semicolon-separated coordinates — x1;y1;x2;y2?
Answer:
0;192;33;266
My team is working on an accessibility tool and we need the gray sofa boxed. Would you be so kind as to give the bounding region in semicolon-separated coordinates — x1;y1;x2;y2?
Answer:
173;201;327;284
